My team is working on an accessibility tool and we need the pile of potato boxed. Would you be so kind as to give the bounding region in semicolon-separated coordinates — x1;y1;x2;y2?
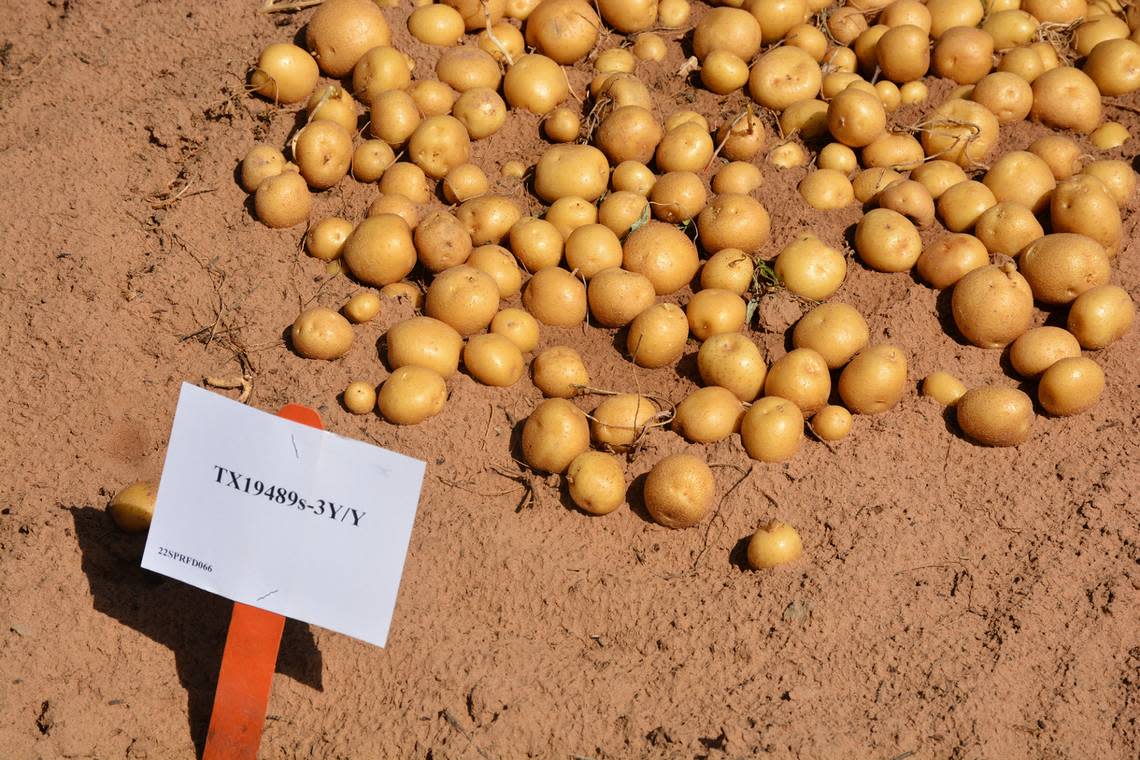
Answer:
235;0;1136;570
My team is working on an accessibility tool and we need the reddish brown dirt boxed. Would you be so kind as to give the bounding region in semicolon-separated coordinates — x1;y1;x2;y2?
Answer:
1;2;1139;758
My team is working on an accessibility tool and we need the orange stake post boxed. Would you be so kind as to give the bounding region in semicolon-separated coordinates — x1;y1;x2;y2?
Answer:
202;403;322;760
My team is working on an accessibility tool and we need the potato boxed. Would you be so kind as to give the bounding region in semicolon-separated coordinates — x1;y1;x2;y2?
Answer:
522;398;591;473
408;79;458;117
799;169;855;210
1082;160;1138;206
456;195;523;245
673;387;744;443
436;46;502;92
291;307;353;360
594;49;637;75
545;196;597;240
792;302;869;369
622;222;700;295
955;386;1033;446
306;217;353;261
425;265;500;335
910;159;968;200
1029;134;1082;181
525;0;599;64
974;203;1045;258
812;405;852;441
612;161;657;195
633;33;667;62
503;54;568;114
442;163;489;204
937;180;996;232
589;194;641;240
779;99;829;141
878;179;935;227
532;346;588;397
687;289;747;341
921;371;967;406
251;43;319;104
306;0;391;77
478;21;525;63
971;72;1033;124
566;452;626;515
764;348;831;415
852;168;904;204
770;143;809;169
1092;123;1130;149
696;194;771;254
352;140;396;183
1068;284;1135;349
343;381;377;415
381;281;424;309
644;454;716;529
984;9;1038;50
1030;67;1102;134
786;22;829;60
827;87;886;148
591;394;657;450
1022;0;1087;24
594;72;653;110
343;290;381;323
489;307;540;352
877;24;931;82
927;0;984;37
379;161;430;203
875;81;902;112
534;144;609;203
386;316;463;377
413;211;472;273
241;145;286;192
543;106;580;142
916;233;988;289
1037;356;1106;414
343;214;417;286
650;172;707;224
919;98;999;167
716;111;767;162
582;268;652;328
775;235;847;301
837;344;907;414
1084;38;1140;96
408;4;466;46
982;150;1056;213
693;7;762;60
1051;179;1122;256
855;208;921;272
626;303;689;368
1018;233;1111;304
900;80;929;104
655;122;715;173
453;88;508;140
748;47;822;111
1074;16;1131;57
1008;327;1081;377
352;46;411;103
444;0;507;30
747;521;803;570
523;266;587;326
405;115;471;180
469;245;522;298
698;333;767;401
254;171;311;228
368;194;419;229
741;396;805;462
701;249;754;295
827;7;869;45
109;480;157;533
657;0;690;27
378;366;447;425
464;333;525;386
702;50;750;94
952;264;1034;348
933;26;994;84
862;132;925;170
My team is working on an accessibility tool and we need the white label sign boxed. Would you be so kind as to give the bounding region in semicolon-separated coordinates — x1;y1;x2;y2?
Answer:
142;383;425;648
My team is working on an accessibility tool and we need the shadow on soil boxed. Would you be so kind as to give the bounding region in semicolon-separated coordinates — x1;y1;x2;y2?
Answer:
69;506;323;757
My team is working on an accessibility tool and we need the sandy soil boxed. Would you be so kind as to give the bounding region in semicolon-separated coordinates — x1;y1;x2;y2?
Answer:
1;1;1138;758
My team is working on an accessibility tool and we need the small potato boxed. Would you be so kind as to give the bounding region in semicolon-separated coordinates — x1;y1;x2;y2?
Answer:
974;203;1045;258
786;23;829;60
503;54;569;114
343;290;381;323
764;348;831;415
644;454;717;529
1084;38;1140;96
799;169;855;210
534;144;610;203
343;381;377;415
921;371;967;406
512;213;567;266
933;26;994;84
490;307;540;352
927;0;984;37
306;217;354;261
291;307;353;360
952;263;1034;348
370;89;421;146
352;140;396;183
442;163;490;204
523;266;587;327
543;106;580;142
656;122;715;173
478;21;525;63
698;333;767;401
916;233;988;289
774;234;847;301
532;346;589;397
769;142;810;169
255;171;311;228
109;481;157;533
1029;134;1082;181
650;172;707;224
657;0;690;27
855;208;921;272
747;520;804;571
792;302;869;369
453;88;508;140
593;72;653;110
811;405;852;441
240;145;286;192
627;303;690;368
436;46;502;92
408;79;458;117
701;249;754;295
998;46;1044;82
716;111;767;162
748;46;823;111
827;87;886;148
817;143;858;174
877;24;931;83
633;33;667;62
1008;327;1082;377
911;160;968;200
779;99;830;141
379;161;430;203
464;333;525;386
1018;233;1111;304
1068;284;1135;349
956;387;1035;445
522;398;591;473
623;222;700;295
1082;160;1137;206
984;9;1038;50
587;267;656;328
407;115;470;179
837;344;908;414
386;316;464;377
352;46;412;103
408;4;466;46
861;132;925;171
919;98;999;167
693;7;762;61
591;394;657;450
566;452;626;515
425;265;501;335
900;80;929;104
827;7;870;45
251;43;319;104
982;151;1056;213
937;180;997;232
1030;67;1103;134
878;180;935;227
343;214;417;286
306;0;391;77
741;396;805;462
594;47;636;74
525;0;599;64
1051;178;1122;256
702;50;750;94
696;194;771;254
444;0;507;31
598;192;650;238
612;161;657;195
456;195;523;245
381;281;424;309
687;289;747;341
852;168;905;204
1039;357;1106;417
971;72;1033;124
469;245;522;298
414;211;473;273
378;366;447;425
674;387;744;443
368;194;419;229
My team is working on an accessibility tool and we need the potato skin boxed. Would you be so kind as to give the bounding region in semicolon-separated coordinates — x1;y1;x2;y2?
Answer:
951;264;1034;348
566;451;626;515
643;453;716;529
837;344;907;414
378;366;448;425
1038;357;1104;417
955;386;1034;446
521;398;591;473
109;481;157;533
291;307;353;360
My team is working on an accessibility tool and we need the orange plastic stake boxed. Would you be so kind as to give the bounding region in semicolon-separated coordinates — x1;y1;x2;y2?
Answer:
202;403;322;760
